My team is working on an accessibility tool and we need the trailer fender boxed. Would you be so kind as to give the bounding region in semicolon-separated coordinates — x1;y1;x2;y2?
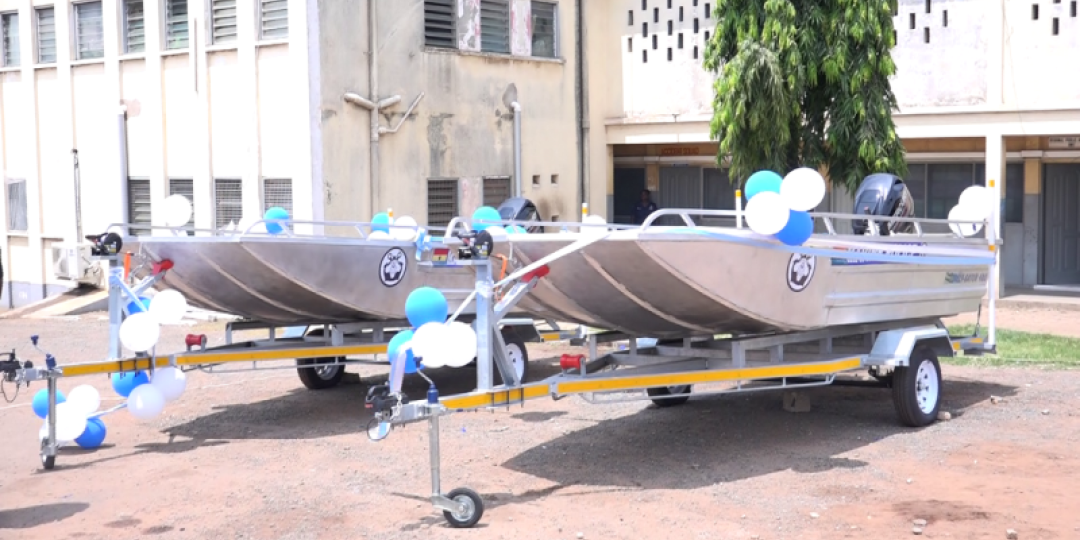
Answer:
499;321;543;344
867;326;953;366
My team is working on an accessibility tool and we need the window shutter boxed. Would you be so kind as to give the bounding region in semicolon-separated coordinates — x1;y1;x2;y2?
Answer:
74;2;105;60
214;178;243;230
165;0;189;50
128;178;152;236
260;0;288;40
2;12;20;67
423;0;455;48
36;8;56;63
480;0;510;54
123;0;145;53
482;177;512;208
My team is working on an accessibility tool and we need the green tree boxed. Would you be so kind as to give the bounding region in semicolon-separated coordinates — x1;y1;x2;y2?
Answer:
704;0;907;193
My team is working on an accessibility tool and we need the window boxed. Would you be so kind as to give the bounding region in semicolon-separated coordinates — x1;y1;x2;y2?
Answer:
168;178;194;234
666;47;672;61
259;0;287;40
6;179;28;231
211;0;237;44
925;0;931;13
74;1;105;60
164;0;188;50
1032;4;1039;20
1;12;19;67
678;33;683;48
667;20;672;35
123;0;145;53
531;1;556;58
427;179;459;229
36;8;56;64
909;13;915;29
1052;17;1059;35
424;0;454;48
628;10;633;25
705;3;710;18
550;174;559;185
213;178;242;230
532;175;540;186
128;178;152;236
943;9;948;27
480;0;510;54
693;18;699;33
679;6;684;21
262;178;292;214
482;177;512;208
627;37;632;52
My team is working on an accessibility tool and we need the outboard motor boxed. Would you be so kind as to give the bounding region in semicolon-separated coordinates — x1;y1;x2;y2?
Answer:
496;197;545;233
851;173;916;236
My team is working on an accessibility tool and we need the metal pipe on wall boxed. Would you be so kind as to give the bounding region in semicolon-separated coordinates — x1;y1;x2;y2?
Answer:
511;101;522;198
368;0;380;217
116;104;129;231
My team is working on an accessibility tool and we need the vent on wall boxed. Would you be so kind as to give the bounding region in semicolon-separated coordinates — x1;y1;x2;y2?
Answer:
128;178;152;236
482;176;513;207
214;178;243;230
480;0;511;54
211;0;237;43
424;0;455;48
427;179;459;228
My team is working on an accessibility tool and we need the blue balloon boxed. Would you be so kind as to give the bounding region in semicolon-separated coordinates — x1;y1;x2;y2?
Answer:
774;210;814;246
372;212;391;233
111;371;150;398
388;329;420;374
31;388;67;419
405;287;448;328
264;206;290;235
75;417;107;449
126;296;151;315
745;170;783;200
471;206;501;232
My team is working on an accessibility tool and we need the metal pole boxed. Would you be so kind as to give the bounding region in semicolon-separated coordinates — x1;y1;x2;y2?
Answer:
987;181;998;351
73;150;84;243
369;0;380;217
511;102;522;198
117;104;129;227
428;410;442;499
108;265;123;360
46;375;58;455
476;261;494;391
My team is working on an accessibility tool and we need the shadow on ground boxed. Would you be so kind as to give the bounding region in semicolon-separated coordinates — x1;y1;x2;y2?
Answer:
0;502;89;529
500;376;1018;490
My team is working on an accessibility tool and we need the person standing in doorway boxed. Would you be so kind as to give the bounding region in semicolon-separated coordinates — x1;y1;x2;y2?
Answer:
634;189;659;225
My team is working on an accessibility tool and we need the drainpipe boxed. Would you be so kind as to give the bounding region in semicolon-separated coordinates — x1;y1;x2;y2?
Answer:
511;101;522;198
574;0;586;214
116;104;128;231
368;0;379;217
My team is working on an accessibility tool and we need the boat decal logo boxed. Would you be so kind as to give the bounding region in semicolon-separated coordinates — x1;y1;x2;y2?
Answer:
380;248;408;287
787;253;816;292
945;271;988;284
830;242;926;266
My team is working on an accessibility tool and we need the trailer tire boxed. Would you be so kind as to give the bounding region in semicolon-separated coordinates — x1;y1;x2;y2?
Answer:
495;329;530;385
892;346;942;427
296;358;346;390
442;487;484;528
646;385;691;407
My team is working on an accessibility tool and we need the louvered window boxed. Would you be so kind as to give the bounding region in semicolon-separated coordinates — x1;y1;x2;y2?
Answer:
74;1;104;60
169;178;195;234
164;0;188;50
531;1;556;58
427;179;459;229
214;178;243;230
259;0;287;40
210;0;237;43
123;0;145;53
1;12;20;67
6;179;28;231
480;0;510;54
128;178;152;236
262;178;292;213
482;177;512;208
423;0;454;48
36;8;56;63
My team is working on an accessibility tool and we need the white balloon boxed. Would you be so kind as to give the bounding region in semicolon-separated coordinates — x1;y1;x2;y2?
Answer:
151;366;188;402
119;312;161;353
391;216;419;241
53;402;89;442
443;322;478;368
148;289;188;325
485;225;509;241
163;194;193;227
779;168;827;212
38;422;74;447
412;322;450;368
958;185;991;218
744;191;791;236
368;230;392;240
948;204;985;237
127;383;166;421
66;385;101;416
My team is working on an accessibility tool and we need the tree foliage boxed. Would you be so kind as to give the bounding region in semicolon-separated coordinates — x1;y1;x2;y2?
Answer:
704;0;907;193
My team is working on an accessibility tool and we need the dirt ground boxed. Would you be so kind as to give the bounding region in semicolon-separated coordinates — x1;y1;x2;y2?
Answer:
1;307;1079;540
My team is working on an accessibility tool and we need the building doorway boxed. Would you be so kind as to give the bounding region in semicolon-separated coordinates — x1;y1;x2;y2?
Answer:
613;167;646;224
1042;164;1080;286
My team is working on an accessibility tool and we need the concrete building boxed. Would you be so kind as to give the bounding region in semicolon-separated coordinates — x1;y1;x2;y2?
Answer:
583;0;1080;293
1;0;581;309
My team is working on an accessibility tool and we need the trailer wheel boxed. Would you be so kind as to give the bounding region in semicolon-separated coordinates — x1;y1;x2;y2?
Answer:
892;346;942;427
40;440;55;470
495;329;530;385
646;385;692;407
443;487;484;528
296;357;345;390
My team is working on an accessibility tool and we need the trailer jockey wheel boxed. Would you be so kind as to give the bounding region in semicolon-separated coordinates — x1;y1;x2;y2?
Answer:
443;487;484;528
892;346;942;427
646;385;692;408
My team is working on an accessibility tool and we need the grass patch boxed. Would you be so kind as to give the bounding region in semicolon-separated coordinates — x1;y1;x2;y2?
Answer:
947;324;1080;369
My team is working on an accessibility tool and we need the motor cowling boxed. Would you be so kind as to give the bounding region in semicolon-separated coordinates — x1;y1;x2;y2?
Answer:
496;197;545;233
851;173;916;236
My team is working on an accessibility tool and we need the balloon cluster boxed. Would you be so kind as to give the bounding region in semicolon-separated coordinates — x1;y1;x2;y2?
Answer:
387;287;479;373
118;289;189;353
947;185;992;237
369;211;422;242
31;365;186;448
743;168;827;246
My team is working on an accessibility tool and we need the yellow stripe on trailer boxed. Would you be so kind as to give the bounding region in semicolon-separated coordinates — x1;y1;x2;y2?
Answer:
540;332;563;342
59;343;389;377
441;384;550;410
554;357;864;395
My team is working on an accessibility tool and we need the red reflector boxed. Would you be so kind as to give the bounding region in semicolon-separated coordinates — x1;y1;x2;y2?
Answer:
559;354;585;370
152;259;175;275
185;334;207;349
523;265;551;282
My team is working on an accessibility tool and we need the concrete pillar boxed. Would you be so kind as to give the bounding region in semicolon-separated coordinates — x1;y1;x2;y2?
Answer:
1022;154;1042;286
985;134;1005;296
645;162;660;192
